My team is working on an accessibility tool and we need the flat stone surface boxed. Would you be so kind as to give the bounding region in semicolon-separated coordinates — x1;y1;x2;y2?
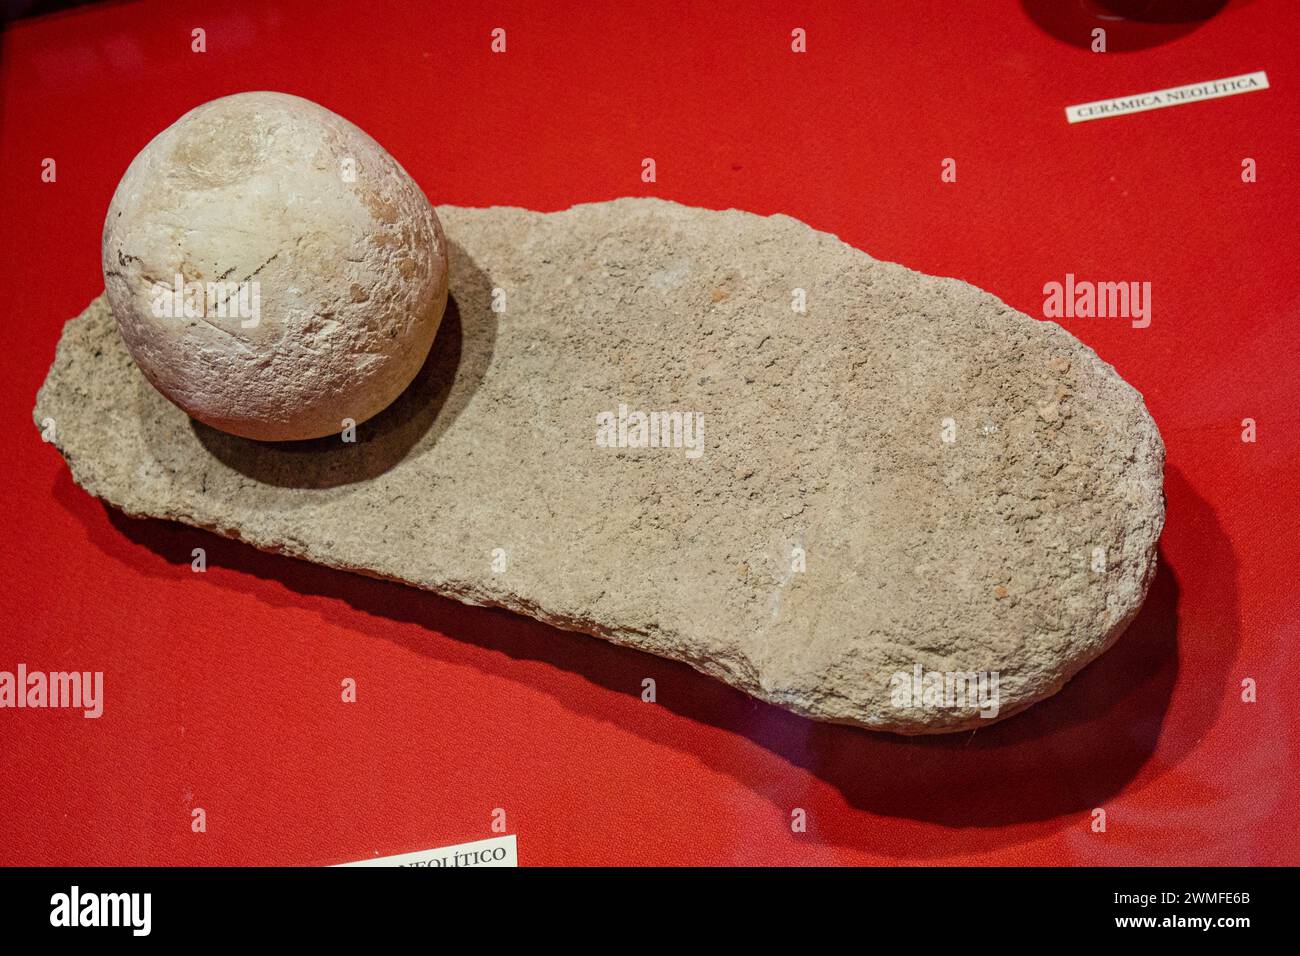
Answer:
33;199;1165;734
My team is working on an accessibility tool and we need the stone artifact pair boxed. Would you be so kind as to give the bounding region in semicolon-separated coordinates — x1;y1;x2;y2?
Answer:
36;93;1164;734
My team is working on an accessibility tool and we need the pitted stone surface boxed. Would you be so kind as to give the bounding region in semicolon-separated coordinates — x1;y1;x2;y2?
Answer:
35;199;1165;733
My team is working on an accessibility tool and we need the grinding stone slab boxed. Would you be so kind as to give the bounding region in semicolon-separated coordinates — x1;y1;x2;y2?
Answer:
33;199;1165;734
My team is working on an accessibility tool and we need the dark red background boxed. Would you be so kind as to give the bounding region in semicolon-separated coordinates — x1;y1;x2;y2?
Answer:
1;0;1296;865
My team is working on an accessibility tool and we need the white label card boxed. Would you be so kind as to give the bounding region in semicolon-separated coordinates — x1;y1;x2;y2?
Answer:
337;834;517;867
1065;71;1268;124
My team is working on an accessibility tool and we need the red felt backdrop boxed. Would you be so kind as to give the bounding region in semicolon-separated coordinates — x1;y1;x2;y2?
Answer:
0;0;1296;866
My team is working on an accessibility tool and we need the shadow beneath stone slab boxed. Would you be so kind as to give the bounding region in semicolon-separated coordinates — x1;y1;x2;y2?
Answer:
189;238;496;489
1020;0;1240;53
64;461;1230;858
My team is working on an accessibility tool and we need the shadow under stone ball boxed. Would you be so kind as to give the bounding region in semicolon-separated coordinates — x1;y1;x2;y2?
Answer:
102;91;448;442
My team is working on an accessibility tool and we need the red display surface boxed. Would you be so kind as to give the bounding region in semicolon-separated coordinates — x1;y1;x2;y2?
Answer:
1;0;1296;866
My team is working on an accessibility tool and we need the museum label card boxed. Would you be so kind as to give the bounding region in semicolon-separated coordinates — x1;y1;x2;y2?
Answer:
337;834;517;867
1065;71;1268;123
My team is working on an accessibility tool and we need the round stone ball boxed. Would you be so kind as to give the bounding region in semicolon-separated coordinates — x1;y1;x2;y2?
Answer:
102;91;448;441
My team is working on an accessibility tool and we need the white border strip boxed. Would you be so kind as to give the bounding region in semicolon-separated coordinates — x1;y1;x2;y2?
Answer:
1066;70;1269;124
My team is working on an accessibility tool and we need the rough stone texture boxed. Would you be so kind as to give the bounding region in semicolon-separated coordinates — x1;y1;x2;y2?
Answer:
103;91;448;441
35;199;1165;734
